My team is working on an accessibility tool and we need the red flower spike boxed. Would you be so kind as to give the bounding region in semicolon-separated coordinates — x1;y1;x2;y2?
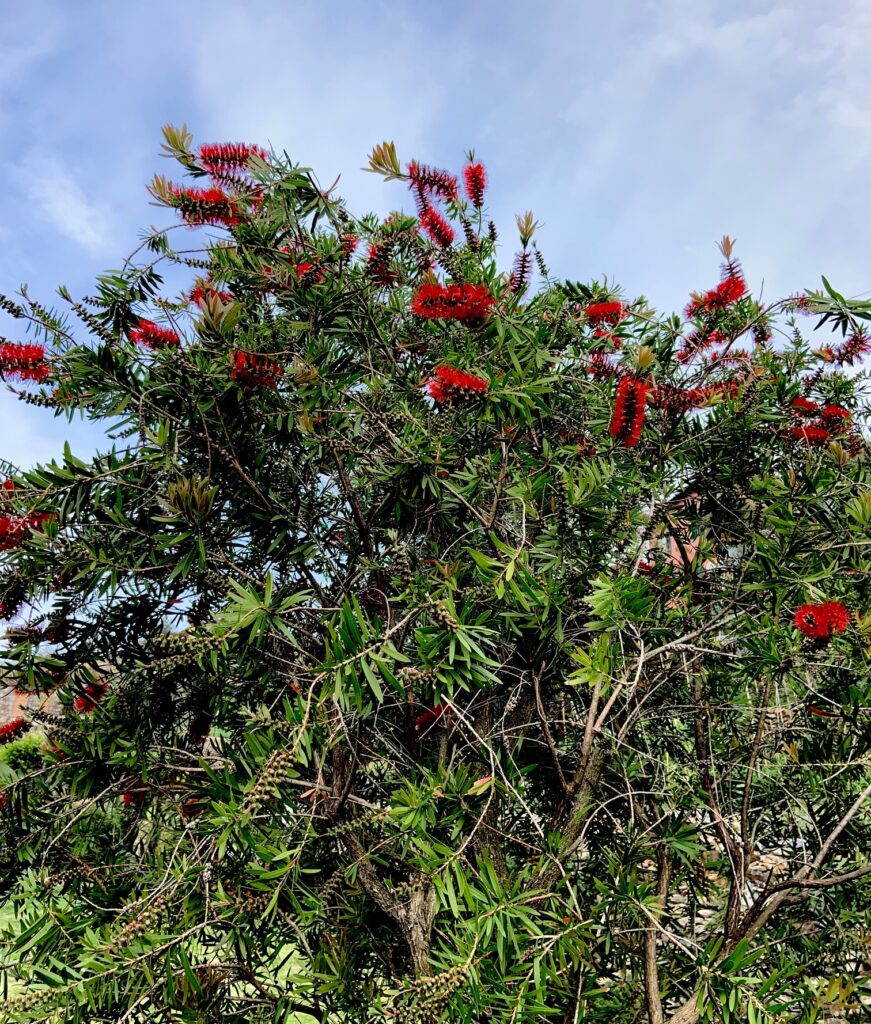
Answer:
0;342;50;382
420;208;455;248
793;602;850;640
366;242;398;286
190;283;232;305
129;318;180;351
415;703;447;733
676;329;727;364
791;425;830;446
425;365;489;404
685;275;747;319
0;512;53;552
609;376;649;448
407;161;458;203
0;717;28;743
818;331;870;367
790;396;819;415
74;682;108;714
510;251;532;295
295;261;324;284
410;282;494;323
170;185;241;227
585;302;626;327
341;233;358;258
198;142;267;177
229;351;283;390
649;383;710;415
463;163;486;208
820;405;851;432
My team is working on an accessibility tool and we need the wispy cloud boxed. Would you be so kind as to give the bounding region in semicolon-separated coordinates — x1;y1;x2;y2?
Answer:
13;152;114;255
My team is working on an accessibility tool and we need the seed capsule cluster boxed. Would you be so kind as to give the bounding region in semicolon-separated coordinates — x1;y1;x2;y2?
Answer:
240;747;296;816
109;893;167;950
394;963;470;1024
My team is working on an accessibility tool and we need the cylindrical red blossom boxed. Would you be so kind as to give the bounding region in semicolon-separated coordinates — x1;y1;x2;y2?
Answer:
340;233;359;258
676;328;724;364
510;251;532;295
463;163;486;208
0;717;28;743
586;351;624;380
820;404;851;432
295;260;324;284
609;375;649;447
410;282;494;323
649;383;709;415
366;241;398;286
420;208;455;248
791;425;830;446
818;330;871;366
584;302;626;327
189;283;233;305
129;318;181;351
425;365;490;404
170;185;241;227
0;512;52;551
74;681;108;714
198;142;267;177
790;396;819;415
793;601;850;640
229;350;283;389
407;161;458;203
684;275;747;319
0;342;50;382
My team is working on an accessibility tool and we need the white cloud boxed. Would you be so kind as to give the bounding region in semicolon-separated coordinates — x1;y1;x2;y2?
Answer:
13;153;114;255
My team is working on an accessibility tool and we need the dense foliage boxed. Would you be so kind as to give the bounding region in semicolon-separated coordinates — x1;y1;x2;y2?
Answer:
0;126;869;1024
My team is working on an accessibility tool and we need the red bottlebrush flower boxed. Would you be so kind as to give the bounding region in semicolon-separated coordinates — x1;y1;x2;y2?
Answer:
189;283;232;305
121;789;146;807
791;425;830;446
0;342;50;382
818;330;871;366
790;396;819;415
584;302;626;327
587;351;624;380
420;208;455;248
74;682;107;714
510;250;532;295
170;185;241;227
685;275;747;319
129;318;180;351
2;480;15;492
0;600;21;619
407;161;458;203
341;233;359;258
609;375;649;448
415;703;447;733
0;513;52;551
463;163;487;208
676;328;726;364
410;282;494;323
793;601;850;640
366;241;398;286
820;404;851;431
0;717;28;743
295;260;324;284
198;142;267;176
229;351;283;389
807;705;837;718
425;365;490;404
649;383;709;415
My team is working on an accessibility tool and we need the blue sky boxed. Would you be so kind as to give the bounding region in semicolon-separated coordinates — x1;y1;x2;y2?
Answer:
2;0;870;471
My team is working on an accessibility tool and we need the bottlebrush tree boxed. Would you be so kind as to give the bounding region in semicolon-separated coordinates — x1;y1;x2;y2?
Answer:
0;125;869;1024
